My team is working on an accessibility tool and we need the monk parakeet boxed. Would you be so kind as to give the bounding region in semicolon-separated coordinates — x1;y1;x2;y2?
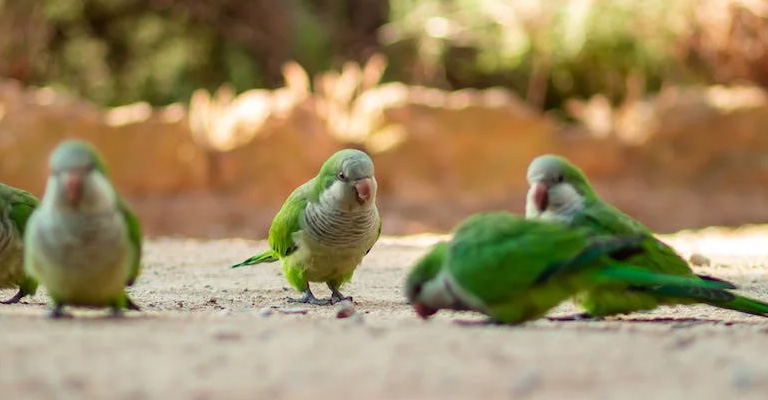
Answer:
0;183;39;304
526;154;768;317
25;140;142;318
405;212;733;324
232;149;381;305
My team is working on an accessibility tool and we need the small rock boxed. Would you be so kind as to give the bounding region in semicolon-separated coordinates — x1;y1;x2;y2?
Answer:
511;370;541;397
335;300;356;319
258;307;274;317
731;365;754;389
347;313;365;324
278;307;309;315
212;328;241;341
689;253;711;267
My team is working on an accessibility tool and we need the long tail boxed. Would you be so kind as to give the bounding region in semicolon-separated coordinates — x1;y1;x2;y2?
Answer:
706;295;768;317
231;251;279;268
620;272;768;318
594;264;736;291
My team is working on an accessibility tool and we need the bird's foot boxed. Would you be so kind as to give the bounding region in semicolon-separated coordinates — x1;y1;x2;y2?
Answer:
330;289;353;305
125;296;141;311
49;304;72;319
0;289;25;304
547;313;602;322
287;289;331;306
109;307;124;318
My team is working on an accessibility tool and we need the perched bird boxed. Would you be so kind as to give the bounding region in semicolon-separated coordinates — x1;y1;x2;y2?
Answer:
25;140;142;318
526;154;768;318
405;212;732;324
232;149;381;305
0;183;39;304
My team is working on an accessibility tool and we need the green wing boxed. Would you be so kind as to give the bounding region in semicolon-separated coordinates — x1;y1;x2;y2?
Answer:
267;179;313;258
573;202;695;277
6;188;39;236
448;213;588;306
119;198;143;287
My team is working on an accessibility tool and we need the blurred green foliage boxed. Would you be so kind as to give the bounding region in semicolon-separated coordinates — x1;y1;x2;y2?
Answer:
0;0;762;111
382;0;698;110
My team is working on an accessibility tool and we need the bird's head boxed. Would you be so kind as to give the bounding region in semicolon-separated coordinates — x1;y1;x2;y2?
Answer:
45;140;116;213
405;242;450;319
317;149;378;212
525;154;596;217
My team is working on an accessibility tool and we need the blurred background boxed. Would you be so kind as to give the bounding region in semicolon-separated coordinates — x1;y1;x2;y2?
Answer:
0;0;767;238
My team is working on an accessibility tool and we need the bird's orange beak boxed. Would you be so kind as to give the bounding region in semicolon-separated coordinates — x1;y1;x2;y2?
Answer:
531;182;549;212
64;168;86;205
354;178;373;204
413;302;437;319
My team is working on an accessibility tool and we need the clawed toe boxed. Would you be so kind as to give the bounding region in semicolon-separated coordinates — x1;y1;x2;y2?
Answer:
49;306;72;319
286;290;331;306
331;295;353;305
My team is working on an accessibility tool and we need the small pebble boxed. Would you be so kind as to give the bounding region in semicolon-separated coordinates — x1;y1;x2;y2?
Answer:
212;328;241;341
731;364;754;389
335;300;356;319
511;370;541;397
689;253;711;267
279;307;308;315
347;313;365;324
258;307;274;317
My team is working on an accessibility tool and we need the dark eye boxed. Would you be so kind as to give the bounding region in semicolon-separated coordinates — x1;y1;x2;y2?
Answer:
337;172;346;181
557;174;564;183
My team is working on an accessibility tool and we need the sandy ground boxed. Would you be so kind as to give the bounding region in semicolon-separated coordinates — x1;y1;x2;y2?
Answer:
2;228;768;400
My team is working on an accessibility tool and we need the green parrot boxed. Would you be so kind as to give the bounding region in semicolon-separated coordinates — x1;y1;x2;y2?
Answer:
404;212;734;324
526;154;768;318
24;140;142;318
0;183;39;304
232;149;381;305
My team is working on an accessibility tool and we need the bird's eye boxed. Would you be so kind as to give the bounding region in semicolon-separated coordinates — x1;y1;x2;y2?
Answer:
556;174;564;183
337;172;346;181
411;283;423;298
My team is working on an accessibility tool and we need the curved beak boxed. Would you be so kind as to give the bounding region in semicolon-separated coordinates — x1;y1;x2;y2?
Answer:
354;178;373;204
63;168;87;205
413;302;438;319
530;182;549;212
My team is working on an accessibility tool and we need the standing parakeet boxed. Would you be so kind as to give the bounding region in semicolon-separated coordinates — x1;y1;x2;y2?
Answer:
405;212;733;324
25;140;142;318
526;154;768;318
232;149;381;305
0;183;39;304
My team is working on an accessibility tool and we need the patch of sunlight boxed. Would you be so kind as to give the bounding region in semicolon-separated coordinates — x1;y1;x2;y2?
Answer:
104;102;152;126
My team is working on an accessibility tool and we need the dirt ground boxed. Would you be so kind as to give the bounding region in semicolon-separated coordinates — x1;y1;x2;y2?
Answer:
2;227;768;400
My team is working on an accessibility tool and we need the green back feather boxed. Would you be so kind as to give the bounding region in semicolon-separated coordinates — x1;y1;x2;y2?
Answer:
1;184;39;236
572;202;696;277
447;213;589;306
267;179;313;258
